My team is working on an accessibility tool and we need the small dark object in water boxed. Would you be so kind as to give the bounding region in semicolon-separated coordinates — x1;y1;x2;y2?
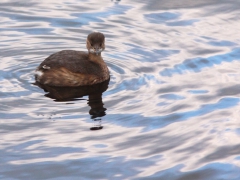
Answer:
90;126;103;130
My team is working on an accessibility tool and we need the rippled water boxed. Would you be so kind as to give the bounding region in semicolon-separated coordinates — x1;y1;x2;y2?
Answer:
1;0;240;179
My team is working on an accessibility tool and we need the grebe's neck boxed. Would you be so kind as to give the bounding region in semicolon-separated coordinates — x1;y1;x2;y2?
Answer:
89;52;103;63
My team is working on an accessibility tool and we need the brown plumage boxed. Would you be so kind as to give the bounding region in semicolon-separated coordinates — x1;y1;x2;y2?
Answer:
35;32;109;87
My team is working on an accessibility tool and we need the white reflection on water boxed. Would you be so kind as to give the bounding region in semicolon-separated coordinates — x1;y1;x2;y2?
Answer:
1;0;240;179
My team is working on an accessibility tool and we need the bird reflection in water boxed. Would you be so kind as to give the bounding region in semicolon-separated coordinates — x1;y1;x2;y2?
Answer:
34;79;110;130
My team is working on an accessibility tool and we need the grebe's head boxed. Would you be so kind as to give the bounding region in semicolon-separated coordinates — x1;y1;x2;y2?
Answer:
86;32;105;55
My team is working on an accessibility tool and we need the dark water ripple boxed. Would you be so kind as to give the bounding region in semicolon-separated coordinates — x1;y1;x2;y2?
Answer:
1;0;240;179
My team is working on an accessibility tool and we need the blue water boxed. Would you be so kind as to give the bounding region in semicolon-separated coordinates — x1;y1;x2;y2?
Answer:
1;0;240;179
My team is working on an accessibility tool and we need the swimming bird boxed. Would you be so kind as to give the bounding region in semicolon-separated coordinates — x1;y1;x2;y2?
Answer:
35;32;109;87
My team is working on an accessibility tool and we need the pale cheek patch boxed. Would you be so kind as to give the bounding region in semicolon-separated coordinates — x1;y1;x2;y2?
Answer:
89;48;103;54
89;48;95;53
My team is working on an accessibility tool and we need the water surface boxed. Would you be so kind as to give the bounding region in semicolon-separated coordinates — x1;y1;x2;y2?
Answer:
1;0;240;179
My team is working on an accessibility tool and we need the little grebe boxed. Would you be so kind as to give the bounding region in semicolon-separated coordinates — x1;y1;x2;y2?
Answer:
35;32;109;87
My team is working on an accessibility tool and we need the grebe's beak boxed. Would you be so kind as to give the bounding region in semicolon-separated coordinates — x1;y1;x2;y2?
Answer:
94;48;103;55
